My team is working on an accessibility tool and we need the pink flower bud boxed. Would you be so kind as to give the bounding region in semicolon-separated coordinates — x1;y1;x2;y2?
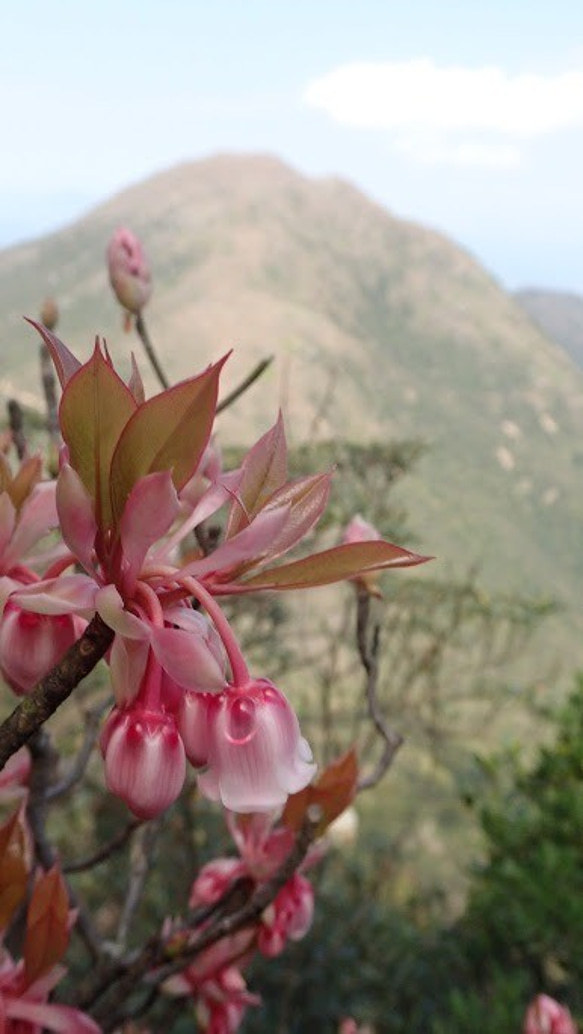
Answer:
198;678;316;813
101;704;186;819
0;602;81;695
342;515;383;596
524;995;578;1034
107;227;152;315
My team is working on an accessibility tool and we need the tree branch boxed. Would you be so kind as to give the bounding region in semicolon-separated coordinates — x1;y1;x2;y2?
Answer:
0;615;113;771
355;589;403;792
216;357;273;414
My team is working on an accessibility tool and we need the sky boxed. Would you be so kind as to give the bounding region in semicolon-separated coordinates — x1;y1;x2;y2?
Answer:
1;0;583;292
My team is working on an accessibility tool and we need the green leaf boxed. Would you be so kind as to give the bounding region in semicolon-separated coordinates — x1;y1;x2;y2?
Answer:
109;356;227;526
233;540;431;591
225;412;287;539
59;342;137;530
24;866;69;986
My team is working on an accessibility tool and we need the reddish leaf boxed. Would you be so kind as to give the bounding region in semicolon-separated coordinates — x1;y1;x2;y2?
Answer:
24;866;70;986
109;355;228;526
283;749;358;835
0;807;30;928
226;540;431;593
59;342;137;530
225;412;288;539
26;319;82;388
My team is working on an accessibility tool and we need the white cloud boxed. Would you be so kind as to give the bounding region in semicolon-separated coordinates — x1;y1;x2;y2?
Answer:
304;59;583;166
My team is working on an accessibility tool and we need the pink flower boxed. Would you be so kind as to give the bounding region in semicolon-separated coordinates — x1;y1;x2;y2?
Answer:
524;994;578;1034
197;678;316;813
342;515;383;596
258;873;314;957
107;227;152;315
0;602;82;695
101;655;186;818
0;950;100;1033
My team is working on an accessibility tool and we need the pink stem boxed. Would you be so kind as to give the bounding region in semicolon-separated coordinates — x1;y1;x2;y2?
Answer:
179;575;250;689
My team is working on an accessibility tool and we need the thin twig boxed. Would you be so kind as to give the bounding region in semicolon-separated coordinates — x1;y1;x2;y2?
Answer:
0;615;114;771
355;589;403;792
134;312;170;390
45;697;111;800
39;342;60;464
63;818;144;875
115;820;161;948
7;400;27;461
26;730;103;962
216;357;273;414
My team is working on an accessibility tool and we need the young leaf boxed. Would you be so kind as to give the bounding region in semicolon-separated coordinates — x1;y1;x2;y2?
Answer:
0;807;30;928
59;343;137;530
109;355;227;526
24;866;70;986
283;749;358;835
225;412;288;539
221;540;431;593
26;319;82;388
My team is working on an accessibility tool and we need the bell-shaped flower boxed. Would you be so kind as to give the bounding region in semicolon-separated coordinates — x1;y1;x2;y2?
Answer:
0;601;83;695
101;657;186;818
101;703;186;819
198;678;316;813
524;995;578;1034
107;227;152;315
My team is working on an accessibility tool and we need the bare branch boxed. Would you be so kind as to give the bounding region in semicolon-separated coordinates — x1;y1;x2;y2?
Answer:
45;697;111;801
63;818;144;875
7;399;27;461
216;357;273;414
355;589;403;792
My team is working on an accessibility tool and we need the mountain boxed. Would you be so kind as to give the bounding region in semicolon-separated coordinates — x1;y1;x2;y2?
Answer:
516;288;583;369
1;154;583;675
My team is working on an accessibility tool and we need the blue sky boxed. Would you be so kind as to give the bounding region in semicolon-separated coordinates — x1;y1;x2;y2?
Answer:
1;0;583;290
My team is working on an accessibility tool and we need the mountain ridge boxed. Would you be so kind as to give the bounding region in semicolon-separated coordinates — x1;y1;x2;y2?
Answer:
0;152;582;676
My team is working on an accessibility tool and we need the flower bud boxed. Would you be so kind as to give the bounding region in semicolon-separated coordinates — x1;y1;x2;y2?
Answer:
107;227;152;315
39;297;59;331
258;873;314;957
198;678;316;813
524;995;577;1034
0;602;81;695
342;515;383;597
101;704;186;819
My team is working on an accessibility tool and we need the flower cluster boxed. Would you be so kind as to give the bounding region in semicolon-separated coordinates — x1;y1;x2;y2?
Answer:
0;320;426;821
163;810;318;1032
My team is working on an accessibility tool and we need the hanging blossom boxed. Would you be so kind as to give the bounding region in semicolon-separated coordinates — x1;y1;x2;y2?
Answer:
10;323;429;818
107;227;152;318
0;452;82;696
